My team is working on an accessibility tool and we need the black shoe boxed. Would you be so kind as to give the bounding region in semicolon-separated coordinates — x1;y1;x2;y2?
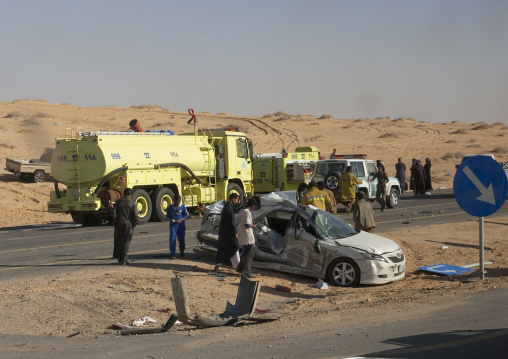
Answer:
169;256;176;260
180;252;185;258
120;261;130;266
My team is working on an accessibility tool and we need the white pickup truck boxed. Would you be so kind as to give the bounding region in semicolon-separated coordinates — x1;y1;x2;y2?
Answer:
4;148;53;183
456;153;508;181
310;154;402;208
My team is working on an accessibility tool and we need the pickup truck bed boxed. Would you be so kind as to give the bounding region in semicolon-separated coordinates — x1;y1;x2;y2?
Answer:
5;158;52;183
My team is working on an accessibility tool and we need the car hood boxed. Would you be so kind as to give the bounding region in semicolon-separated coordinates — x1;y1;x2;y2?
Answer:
334;231;400;255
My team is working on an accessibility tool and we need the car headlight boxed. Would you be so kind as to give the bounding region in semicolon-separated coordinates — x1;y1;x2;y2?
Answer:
361;252;388;262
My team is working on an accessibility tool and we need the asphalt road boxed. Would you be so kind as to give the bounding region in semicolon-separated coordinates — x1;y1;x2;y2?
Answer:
1;189;508;282
1;189;508;358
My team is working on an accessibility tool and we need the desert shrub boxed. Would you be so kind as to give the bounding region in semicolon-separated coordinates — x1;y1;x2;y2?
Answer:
472;123;490;130
451;128;467;135
35;112;51;118
262;114;273;118
379;133;399;138
492;146;507;154
22;116;41;126
4;111;23;118
442;152;464;160
274;111;288;117
451;121;460;124
130;104;169;112
319;114;333;119
0;141;14;149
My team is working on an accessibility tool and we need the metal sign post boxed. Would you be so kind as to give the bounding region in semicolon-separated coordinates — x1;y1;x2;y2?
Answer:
479;216;485;280
454;155;508;280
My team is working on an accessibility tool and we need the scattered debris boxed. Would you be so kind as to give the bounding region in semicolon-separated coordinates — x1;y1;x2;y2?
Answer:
275;285;292;293
111;322;133;330
441;246;449;250
132;316;157;327
121;315;179;336
314;279;328;289
171;274;279;327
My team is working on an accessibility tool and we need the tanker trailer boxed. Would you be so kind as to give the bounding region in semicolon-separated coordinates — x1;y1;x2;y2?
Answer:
48;122;254;225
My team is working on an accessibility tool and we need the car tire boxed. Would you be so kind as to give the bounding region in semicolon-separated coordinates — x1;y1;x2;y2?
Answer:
32;170;46;183
71;213;85;225
327;257;361;287
150;187;175;222
387;187;400;208
132;188;152;224
324;171;341;191
227;183;244;207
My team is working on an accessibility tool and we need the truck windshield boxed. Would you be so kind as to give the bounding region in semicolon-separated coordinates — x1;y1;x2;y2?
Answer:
312;209;357;239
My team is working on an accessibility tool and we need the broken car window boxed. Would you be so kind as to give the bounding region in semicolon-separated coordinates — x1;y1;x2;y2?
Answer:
312;209;357;239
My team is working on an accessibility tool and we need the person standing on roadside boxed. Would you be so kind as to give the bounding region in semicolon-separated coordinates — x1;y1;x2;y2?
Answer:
424;158;433;191
236;198;258;279
214;193;241;272
412;159;426;195
166;194;189;259
352;192;375;233
329;149;337;159
317;181;337;214
395;158;407;194
367;166;389;212
301;181;333;213
338;166;362;214
112;188;138;265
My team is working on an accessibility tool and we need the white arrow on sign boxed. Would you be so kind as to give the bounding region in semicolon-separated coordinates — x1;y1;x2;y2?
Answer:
463;165;496;205
426;264;458;274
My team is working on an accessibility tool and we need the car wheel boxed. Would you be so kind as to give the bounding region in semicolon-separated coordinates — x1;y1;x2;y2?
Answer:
387;187;400;208
327;257;361;287
32;170;46;183
227;183;244;207
324;171;341;191
132;188;152;224
150;187;175;222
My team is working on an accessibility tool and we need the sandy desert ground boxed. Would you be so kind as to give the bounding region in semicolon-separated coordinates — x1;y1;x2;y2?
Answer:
0;100;507;338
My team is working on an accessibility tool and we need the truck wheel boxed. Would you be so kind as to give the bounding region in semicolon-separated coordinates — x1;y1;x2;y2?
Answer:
150;187;174;222
227;183;244;207
387;187;400;208
32;170;46;183
324;171;341;191
132;189;152;224
84;214;103;226
71;213;85;225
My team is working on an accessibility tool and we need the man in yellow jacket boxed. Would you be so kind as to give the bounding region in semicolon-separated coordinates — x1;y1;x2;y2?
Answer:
301;181;333;213
339;166;362;214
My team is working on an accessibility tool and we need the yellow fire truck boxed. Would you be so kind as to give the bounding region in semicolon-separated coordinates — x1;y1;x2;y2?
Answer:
252;146;319;198
48;120;253;225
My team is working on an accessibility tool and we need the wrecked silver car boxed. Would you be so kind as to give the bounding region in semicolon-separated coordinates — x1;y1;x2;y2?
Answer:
196;192;406;287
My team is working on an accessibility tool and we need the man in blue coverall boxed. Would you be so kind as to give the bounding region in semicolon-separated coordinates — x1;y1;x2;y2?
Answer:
166;194;189;259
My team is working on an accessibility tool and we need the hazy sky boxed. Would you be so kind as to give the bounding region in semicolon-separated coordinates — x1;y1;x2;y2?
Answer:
1;1;507;124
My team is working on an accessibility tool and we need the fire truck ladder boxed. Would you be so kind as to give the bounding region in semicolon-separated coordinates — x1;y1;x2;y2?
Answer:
64;128;82;201
273;157;283;190
199;129;218;203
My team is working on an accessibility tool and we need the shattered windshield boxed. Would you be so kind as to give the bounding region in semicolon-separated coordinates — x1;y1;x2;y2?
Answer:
312;209;357;239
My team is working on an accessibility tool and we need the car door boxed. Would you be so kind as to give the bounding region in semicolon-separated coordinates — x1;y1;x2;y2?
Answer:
284;213;326;274
365;162;378;197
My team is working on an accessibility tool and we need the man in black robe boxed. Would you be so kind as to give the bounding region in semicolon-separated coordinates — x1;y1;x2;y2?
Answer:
412;159;426;195
395;158;406;194
214;193;240;272
112;188;138;265
424;158;433;191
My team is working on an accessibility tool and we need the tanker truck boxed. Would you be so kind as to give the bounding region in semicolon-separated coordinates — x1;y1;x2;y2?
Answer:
47;119;254;225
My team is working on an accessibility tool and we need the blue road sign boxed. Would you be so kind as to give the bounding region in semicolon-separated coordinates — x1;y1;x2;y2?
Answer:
418;263;473;275
454;155;508;217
